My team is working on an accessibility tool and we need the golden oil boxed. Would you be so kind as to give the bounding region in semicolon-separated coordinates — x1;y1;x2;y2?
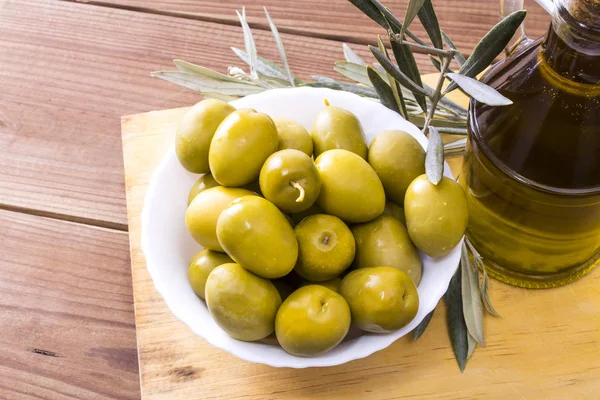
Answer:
461;1;600;288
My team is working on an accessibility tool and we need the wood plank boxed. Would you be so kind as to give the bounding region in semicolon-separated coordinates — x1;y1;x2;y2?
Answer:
1;0;436;230
0;209;139;400
92;0;551;53
122;95;600;399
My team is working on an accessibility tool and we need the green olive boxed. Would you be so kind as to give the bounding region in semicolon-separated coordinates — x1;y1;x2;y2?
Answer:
216;196;298;279
205;263;282;341
209;108;279;186
275;285;350;356
311;101;367;159
315;149;385;223
259;149;321;213
185;187;255;252
273;117;313;156
294;214;355;281
188;174;220;205
187;249;233;299
368;130;425;204
404;175;468;258
176;99;235;173
340;267;419;333
351;215;422;285
383;201;406;227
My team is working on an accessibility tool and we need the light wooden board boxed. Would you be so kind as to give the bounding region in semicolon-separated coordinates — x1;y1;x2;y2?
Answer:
0;209;139;400
122;77;600;399
97;0;550;52
0;0;436;231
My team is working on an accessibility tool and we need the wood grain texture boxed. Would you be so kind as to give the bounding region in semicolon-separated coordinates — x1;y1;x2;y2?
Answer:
89;0;551;52
0;209;139;400
1;0;435;230
122;85;600;399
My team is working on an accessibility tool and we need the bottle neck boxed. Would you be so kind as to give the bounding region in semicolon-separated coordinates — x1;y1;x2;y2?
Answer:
542;0;600;84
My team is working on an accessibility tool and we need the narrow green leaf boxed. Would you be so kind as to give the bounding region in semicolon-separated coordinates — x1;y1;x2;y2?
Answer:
481;268;502;317
231;47;303;84
370;46;431;97
368;0;429;45
444;138;468;152
445;268;469;372
334;62;372;86
446;73;512;106
412;309;435;340
173;60;253;84
429;55;442;72
264;7;295;86
417;0;443;49
377;36;407;118
442;31;467;65
202;92;240;102
152;71;265;95
367;66;400;113
304;78;379;98
400;0;425;39
461;244;485;346
467;331;477;359
409;115;466;129
425;126;444;185
446;10;527;92
385;16;428;112
343;43;367;66
236;9;258;78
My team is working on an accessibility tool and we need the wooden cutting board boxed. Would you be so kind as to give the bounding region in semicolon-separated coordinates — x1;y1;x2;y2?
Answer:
121;75;600;400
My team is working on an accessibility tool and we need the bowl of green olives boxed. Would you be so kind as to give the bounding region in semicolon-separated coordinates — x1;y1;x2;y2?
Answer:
142;86;466;368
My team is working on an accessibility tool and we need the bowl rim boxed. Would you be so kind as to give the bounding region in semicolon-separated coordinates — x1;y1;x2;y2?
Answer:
141;86;461;368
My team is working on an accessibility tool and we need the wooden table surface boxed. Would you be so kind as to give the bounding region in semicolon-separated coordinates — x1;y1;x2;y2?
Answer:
0;1;557;399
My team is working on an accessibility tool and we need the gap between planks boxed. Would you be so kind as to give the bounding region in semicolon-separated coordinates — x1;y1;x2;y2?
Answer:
0;203;129;232
60;0;444;53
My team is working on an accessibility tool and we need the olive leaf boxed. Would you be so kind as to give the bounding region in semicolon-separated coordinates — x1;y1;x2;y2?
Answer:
202;92;240;102
236;8;258;79
412;309;435;340
343;43;367;66
377;36;407;118
172;59;258;84
367;66;400;113
334;62;373;87
441;31;467;65
417;0;443;49
305;77;379;98
446;73;512;106
465;238;502;318
446;268;469;372
386;15;428;112
467;331;477;359
425;126;444;185
264;7;294;86
232;47;287;81
400;0;425;39
461;243;485;345
151;71;265;95
445;10;527;92
370;46;432;97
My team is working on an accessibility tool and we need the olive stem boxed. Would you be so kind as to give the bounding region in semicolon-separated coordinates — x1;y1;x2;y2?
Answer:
290;181;305;203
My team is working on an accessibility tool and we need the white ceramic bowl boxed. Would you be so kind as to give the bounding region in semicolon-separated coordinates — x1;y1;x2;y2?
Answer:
142;87;461;368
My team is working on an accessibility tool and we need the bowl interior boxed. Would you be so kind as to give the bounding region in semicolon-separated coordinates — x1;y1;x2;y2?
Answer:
141;87;460;368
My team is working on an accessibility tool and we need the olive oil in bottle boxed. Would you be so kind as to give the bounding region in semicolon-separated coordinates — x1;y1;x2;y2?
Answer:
461;0;600;287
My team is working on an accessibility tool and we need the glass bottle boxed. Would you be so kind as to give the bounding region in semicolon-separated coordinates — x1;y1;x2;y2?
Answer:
461;0;600;288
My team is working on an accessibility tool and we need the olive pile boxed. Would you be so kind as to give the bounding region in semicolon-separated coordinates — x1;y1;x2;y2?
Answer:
177;98;468;357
